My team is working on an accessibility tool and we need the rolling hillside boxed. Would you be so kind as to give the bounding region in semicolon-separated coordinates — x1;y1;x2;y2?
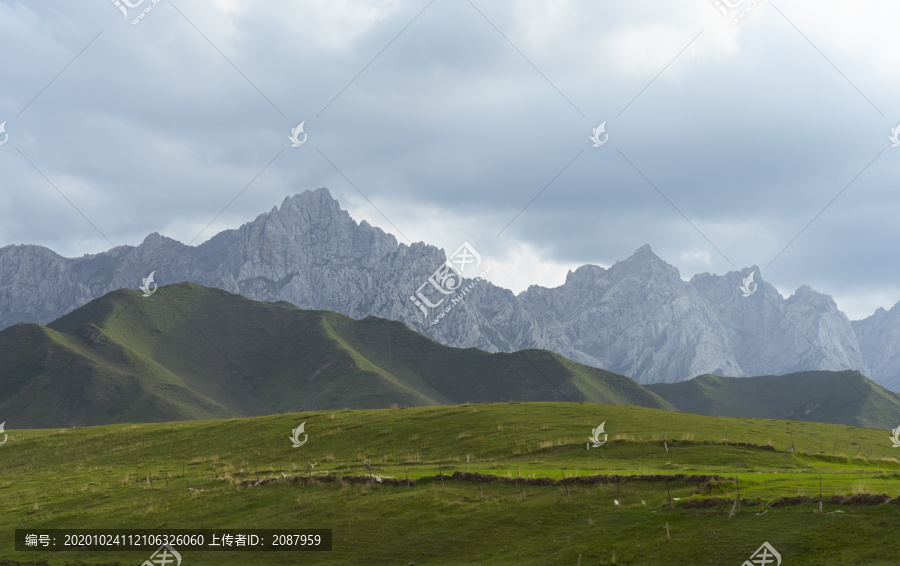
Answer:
646;371;900;429
0;283;672;428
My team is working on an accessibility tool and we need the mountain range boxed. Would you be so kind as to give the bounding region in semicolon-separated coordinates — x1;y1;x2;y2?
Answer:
5;283;900;430
0;283;672;428
1;188;897;389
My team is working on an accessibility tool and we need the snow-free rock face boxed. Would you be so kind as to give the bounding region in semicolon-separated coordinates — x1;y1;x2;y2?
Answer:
0;188;890;386
509;246;743;383
691;272;869;379
853;303;900;390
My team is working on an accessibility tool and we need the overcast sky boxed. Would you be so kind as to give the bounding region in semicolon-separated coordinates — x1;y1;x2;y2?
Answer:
1;1;898;320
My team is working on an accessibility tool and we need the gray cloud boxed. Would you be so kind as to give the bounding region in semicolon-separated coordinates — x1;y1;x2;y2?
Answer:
1;0;898;319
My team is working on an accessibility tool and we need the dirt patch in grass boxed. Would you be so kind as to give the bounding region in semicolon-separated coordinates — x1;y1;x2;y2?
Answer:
448;471;728;487
770;496;812;507
770;493;893;507
730;442;776;451
824;494;891;506
690;477;739;495
682;497;761;509
236;471;732;488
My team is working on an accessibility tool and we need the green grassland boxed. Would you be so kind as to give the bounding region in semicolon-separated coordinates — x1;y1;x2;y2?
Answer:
3;402;900;565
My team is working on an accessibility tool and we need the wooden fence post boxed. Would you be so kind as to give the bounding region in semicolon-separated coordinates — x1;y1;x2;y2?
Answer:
517;470;525;500
819;476;823;514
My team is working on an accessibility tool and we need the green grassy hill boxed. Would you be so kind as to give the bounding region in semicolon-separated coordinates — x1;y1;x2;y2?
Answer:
2;402;900;565
646;371;900;429
0;283;671;428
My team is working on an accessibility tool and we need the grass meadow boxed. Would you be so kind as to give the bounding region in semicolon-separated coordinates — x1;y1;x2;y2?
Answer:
2;402;900;564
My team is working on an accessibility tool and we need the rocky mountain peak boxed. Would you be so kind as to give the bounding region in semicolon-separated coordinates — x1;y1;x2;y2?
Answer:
563;264;607;287
789;285;838;309
280;187;336;211
611;244;682;284
743;265;762;278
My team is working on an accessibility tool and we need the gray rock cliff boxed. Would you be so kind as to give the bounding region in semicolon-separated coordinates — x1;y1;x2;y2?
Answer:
852;303;900;390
